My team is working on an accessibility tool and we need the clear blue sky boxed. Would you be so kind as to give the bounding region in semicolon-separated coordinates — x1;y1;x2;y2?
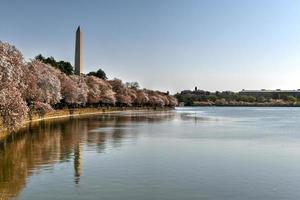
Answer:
1;0;300;93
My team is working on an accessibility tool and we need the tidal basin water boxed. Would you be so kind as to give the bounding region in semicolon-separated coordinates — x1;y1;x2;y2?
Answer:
1;107;300;200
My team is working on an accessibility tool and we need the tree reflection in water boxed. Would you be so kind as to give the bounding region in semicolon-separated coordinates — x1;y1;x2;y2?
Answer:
0;111;175;199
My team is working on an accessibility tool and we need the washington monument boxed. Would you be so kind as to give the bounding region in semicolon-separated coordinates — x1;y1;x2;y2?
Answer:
75;26;83;75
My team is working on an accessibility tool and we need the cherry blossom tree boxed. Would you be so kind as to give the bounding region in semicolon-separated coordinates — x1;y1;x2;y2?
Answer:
25;60;62;105
0;41;25;90
30;101;54;117
0;88;28;130
0;41;28;130
22;63;40;103
136;90;149;106
52;70;79;106
68;75;89;106
108;78;132;106
146;90;165;107
159;92;170;106
128;88;137;105
167;95;178;107
145;90;177;107
85;75;116;105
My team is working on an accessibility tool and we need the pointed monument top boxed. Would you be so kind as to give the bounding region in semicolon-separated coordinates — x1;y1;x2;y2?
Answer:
77;26;81;32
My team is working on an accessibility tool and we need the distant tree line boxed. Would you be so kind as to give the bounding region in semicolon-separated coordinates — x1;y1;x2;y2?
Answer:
175;89;298;106
0;41;177;131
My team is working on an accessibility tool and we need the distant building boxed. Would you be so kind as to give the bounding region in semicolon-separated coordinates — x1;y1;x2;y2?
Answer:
74;26;83;75
180;89;210;96
239;89;300;98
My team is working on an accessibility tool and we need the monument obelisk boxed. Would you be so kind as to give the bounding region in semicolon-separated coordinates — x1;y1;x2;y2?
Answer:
75;26;83;75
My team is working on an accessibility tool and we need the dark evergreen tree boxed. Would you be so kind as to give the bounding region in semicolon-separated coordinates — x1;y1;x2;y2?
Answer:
87;69;107;80
35;54;74;75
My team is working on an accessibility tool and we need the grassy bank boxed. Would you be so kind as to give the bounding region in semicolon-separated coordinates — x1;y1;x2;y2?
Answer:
0;107;173;141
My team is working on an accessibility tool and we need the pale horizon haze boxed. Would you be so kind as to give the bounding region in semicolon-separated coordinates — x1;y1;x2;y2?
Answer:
1;0;300;94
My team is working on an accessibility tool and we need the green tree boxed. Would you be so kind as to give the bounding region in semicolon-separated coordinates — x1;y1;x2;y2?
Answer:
287;95;297;103
256;96;266;103
247;96;256;103
87;69;107;80
45;56;58;68
208;95;217;102
239;95;249;102
183;96;193;106
35;54;74;75
35;54;46;62
57;61;74;75
296;94;300;101
125;82;140;89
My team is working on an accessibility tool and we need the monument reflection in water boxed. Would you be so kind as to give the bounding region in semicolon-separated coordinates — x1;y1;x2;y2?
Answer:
0;111;174;199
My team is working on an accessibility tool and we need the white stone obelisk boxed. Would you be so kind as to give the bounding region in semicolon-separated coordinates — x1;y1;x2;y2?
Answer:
75;26;83;75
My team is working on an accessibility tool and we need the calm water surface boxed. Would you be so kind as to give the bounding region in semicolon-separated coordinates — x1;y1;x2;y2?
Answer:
1;107;300;200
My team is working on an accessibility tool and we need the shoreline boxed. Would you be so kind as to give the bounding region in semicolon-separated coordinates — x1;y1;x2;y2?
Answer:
2;104;297;141
0;107;173;141
183;105;300;107
186;101;299;107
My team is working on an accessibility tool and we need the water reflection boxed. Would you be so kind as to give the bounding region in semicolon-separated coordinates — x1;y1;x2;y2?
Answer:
0;111;175;199
74;144;82;185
